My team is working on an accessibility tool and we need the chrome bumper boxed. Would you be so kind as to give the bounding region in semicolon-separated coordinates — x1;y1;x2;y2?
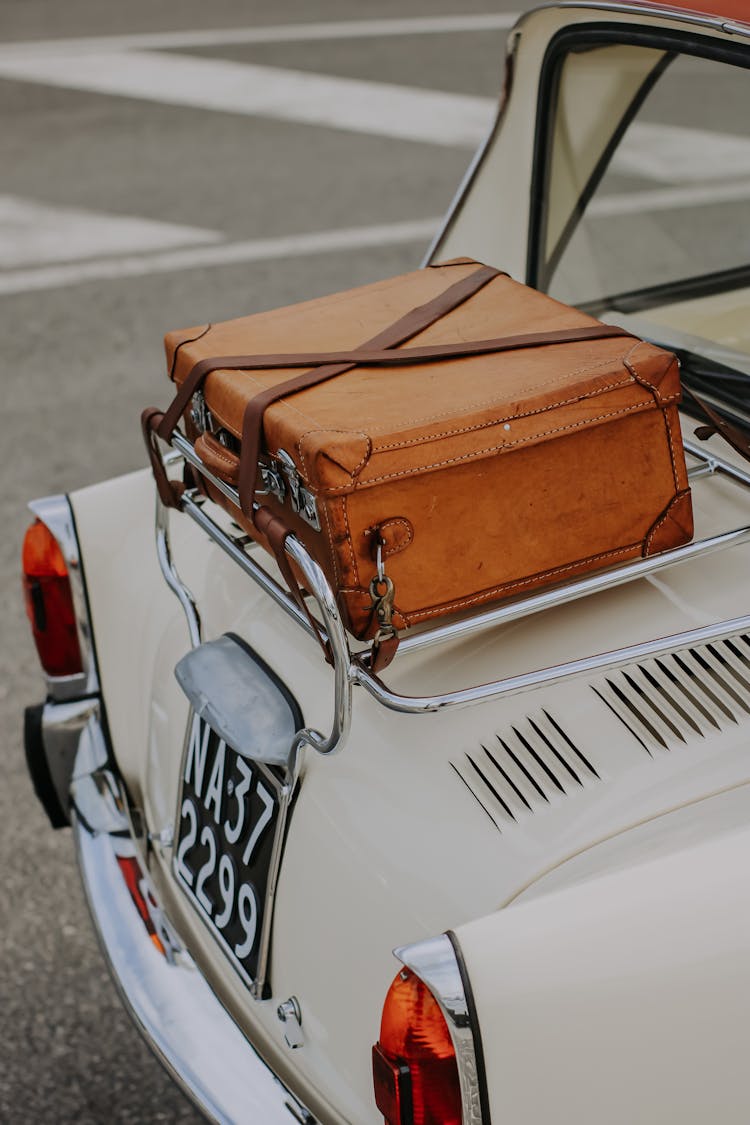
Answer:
46;700;319;1125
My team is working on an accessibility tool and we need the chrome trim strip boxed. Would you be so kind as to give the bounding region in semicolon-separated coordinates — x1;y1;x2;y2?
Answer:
41;696;100;818
550;3;750;39
72;730;320;1125
395;934;484;1125
28;494;99;700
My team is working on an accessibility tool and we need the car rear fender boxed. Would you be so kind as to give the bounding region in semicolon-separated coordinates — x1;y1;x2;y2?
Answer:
452;816;750;1124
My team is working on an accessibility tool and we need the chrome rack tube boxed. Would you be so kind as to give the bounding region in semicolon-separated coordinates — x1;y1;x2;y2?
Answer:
158;433;353;756
393;522;750;658
181;492;315;641
683;438;750;489
156;427;750;735
389;440;750;658
155;494;202;650
179;497;353;757
285;536;354;757
353;614;750;715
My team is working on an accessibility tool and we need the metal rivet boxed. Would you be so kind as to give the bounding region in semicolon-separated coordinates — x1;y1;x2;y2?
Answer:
503;423;511;431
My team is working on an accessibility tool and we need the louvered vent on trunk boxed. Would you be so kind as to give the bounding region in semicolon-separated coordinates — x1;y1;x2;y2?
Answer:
593;634;750;754
451;711;600;832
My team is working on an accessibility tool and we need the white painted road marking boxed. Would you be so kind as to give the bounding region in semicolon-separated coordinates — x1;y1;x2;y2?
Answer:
0;196;220;269
0;217;440;296
0;14;520;58
2;46;749;177
0;50;494;147
4;170;750;296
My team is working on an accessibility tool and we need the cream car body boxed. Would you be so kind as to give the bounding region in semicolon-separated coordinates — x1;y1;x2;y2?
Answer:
25;3;750;1124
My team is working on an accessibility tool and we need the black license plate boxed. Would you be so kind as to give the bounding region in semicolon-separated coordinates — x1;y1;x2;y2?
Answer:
173;714;282;988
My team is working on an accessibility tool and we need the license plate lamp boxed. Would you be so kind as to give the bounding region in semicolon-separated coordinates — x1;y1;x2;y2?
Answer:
174;633;302;769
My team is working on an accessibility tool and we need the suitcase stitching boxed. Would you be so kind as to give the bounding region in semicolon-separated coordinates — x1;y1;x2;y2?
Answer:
362;355;638;433
337;542;641;622
661;407;682;492
199;441;239;471
644;494;684;555
371;377;638;452
199;356;633;442
296;429;372;482
623;341;678;397
340;496;359;586
321;399;675;491
624;343;683;495
401;544;641;620
319;498;344;587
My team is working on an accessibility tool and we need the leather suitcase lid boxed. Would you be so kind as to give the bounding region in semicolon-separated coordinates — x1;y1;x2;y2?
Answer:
165;264;680;496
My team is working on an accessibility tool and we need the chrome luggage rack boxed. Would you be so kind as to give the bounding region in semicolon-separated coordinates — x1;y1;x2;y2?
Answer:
154;429;750;757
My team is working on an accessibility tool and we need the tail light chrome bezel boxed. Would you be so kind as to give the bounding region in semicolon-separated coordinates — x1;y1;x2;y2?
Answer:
392;932;489;1125
27;494;99;701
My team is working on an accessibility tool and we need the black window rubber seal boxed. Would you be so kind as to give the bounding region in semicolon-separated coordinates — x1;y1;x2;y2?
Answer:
526;22;750;294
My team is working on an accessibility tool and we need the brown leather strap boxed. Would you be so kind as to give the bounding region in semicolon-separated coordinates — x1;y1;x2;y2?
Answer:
253;506;333;663
157;265;501;444
236;264;507;512
141;408;184;508
159;323;631;428
687;386;750;465
370;633;399;674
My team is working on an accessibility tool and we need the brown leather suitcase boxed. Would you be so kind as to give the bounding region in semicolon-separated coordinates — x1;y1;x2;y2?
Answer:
146;259;693;668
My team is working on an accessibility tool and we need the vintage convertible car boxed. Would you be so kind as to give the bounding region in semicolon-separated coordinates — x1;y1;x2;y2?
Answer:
22;2;750;1122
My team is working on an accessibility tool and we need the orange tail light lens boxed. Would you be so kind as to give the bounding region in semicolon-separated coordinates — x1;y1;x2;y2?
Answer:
22;519;83;677
373;967;462;1125
116;855;166;957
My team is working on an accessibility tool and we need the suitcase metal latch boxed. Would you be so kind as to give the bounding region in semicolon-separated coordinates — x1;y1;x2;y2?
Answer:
276;450;321;532
260;461;287;504
190;389;214;434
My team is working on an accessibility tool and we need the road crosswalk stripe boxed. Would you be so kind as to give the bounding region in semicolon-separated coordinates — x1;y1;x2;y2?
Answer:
1;45;749;179
0;196;220;269
4;169;750;295
0;50;494;147
0;14;520;58
0;218;440;296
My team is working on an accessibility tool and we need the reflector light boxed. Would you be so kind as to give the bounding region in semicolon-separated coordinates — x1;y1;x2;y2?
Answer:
373;968;462;1125
116;855;166;957
22;520;83;677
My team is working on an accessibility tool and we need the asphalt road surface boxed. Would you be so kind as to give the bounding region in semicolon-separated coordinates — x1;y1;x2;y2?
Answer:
2;2;747;1122
0;3;524;1122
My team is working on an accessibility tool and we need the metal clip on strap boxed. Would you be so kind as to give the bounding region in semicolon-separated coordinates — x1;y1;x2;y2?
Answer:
367;532;400;672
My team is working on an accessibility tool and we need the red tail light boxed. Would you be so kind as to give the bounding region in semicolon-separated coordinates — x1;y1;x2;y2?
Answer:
373;967;462;1125
22;519;83;677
